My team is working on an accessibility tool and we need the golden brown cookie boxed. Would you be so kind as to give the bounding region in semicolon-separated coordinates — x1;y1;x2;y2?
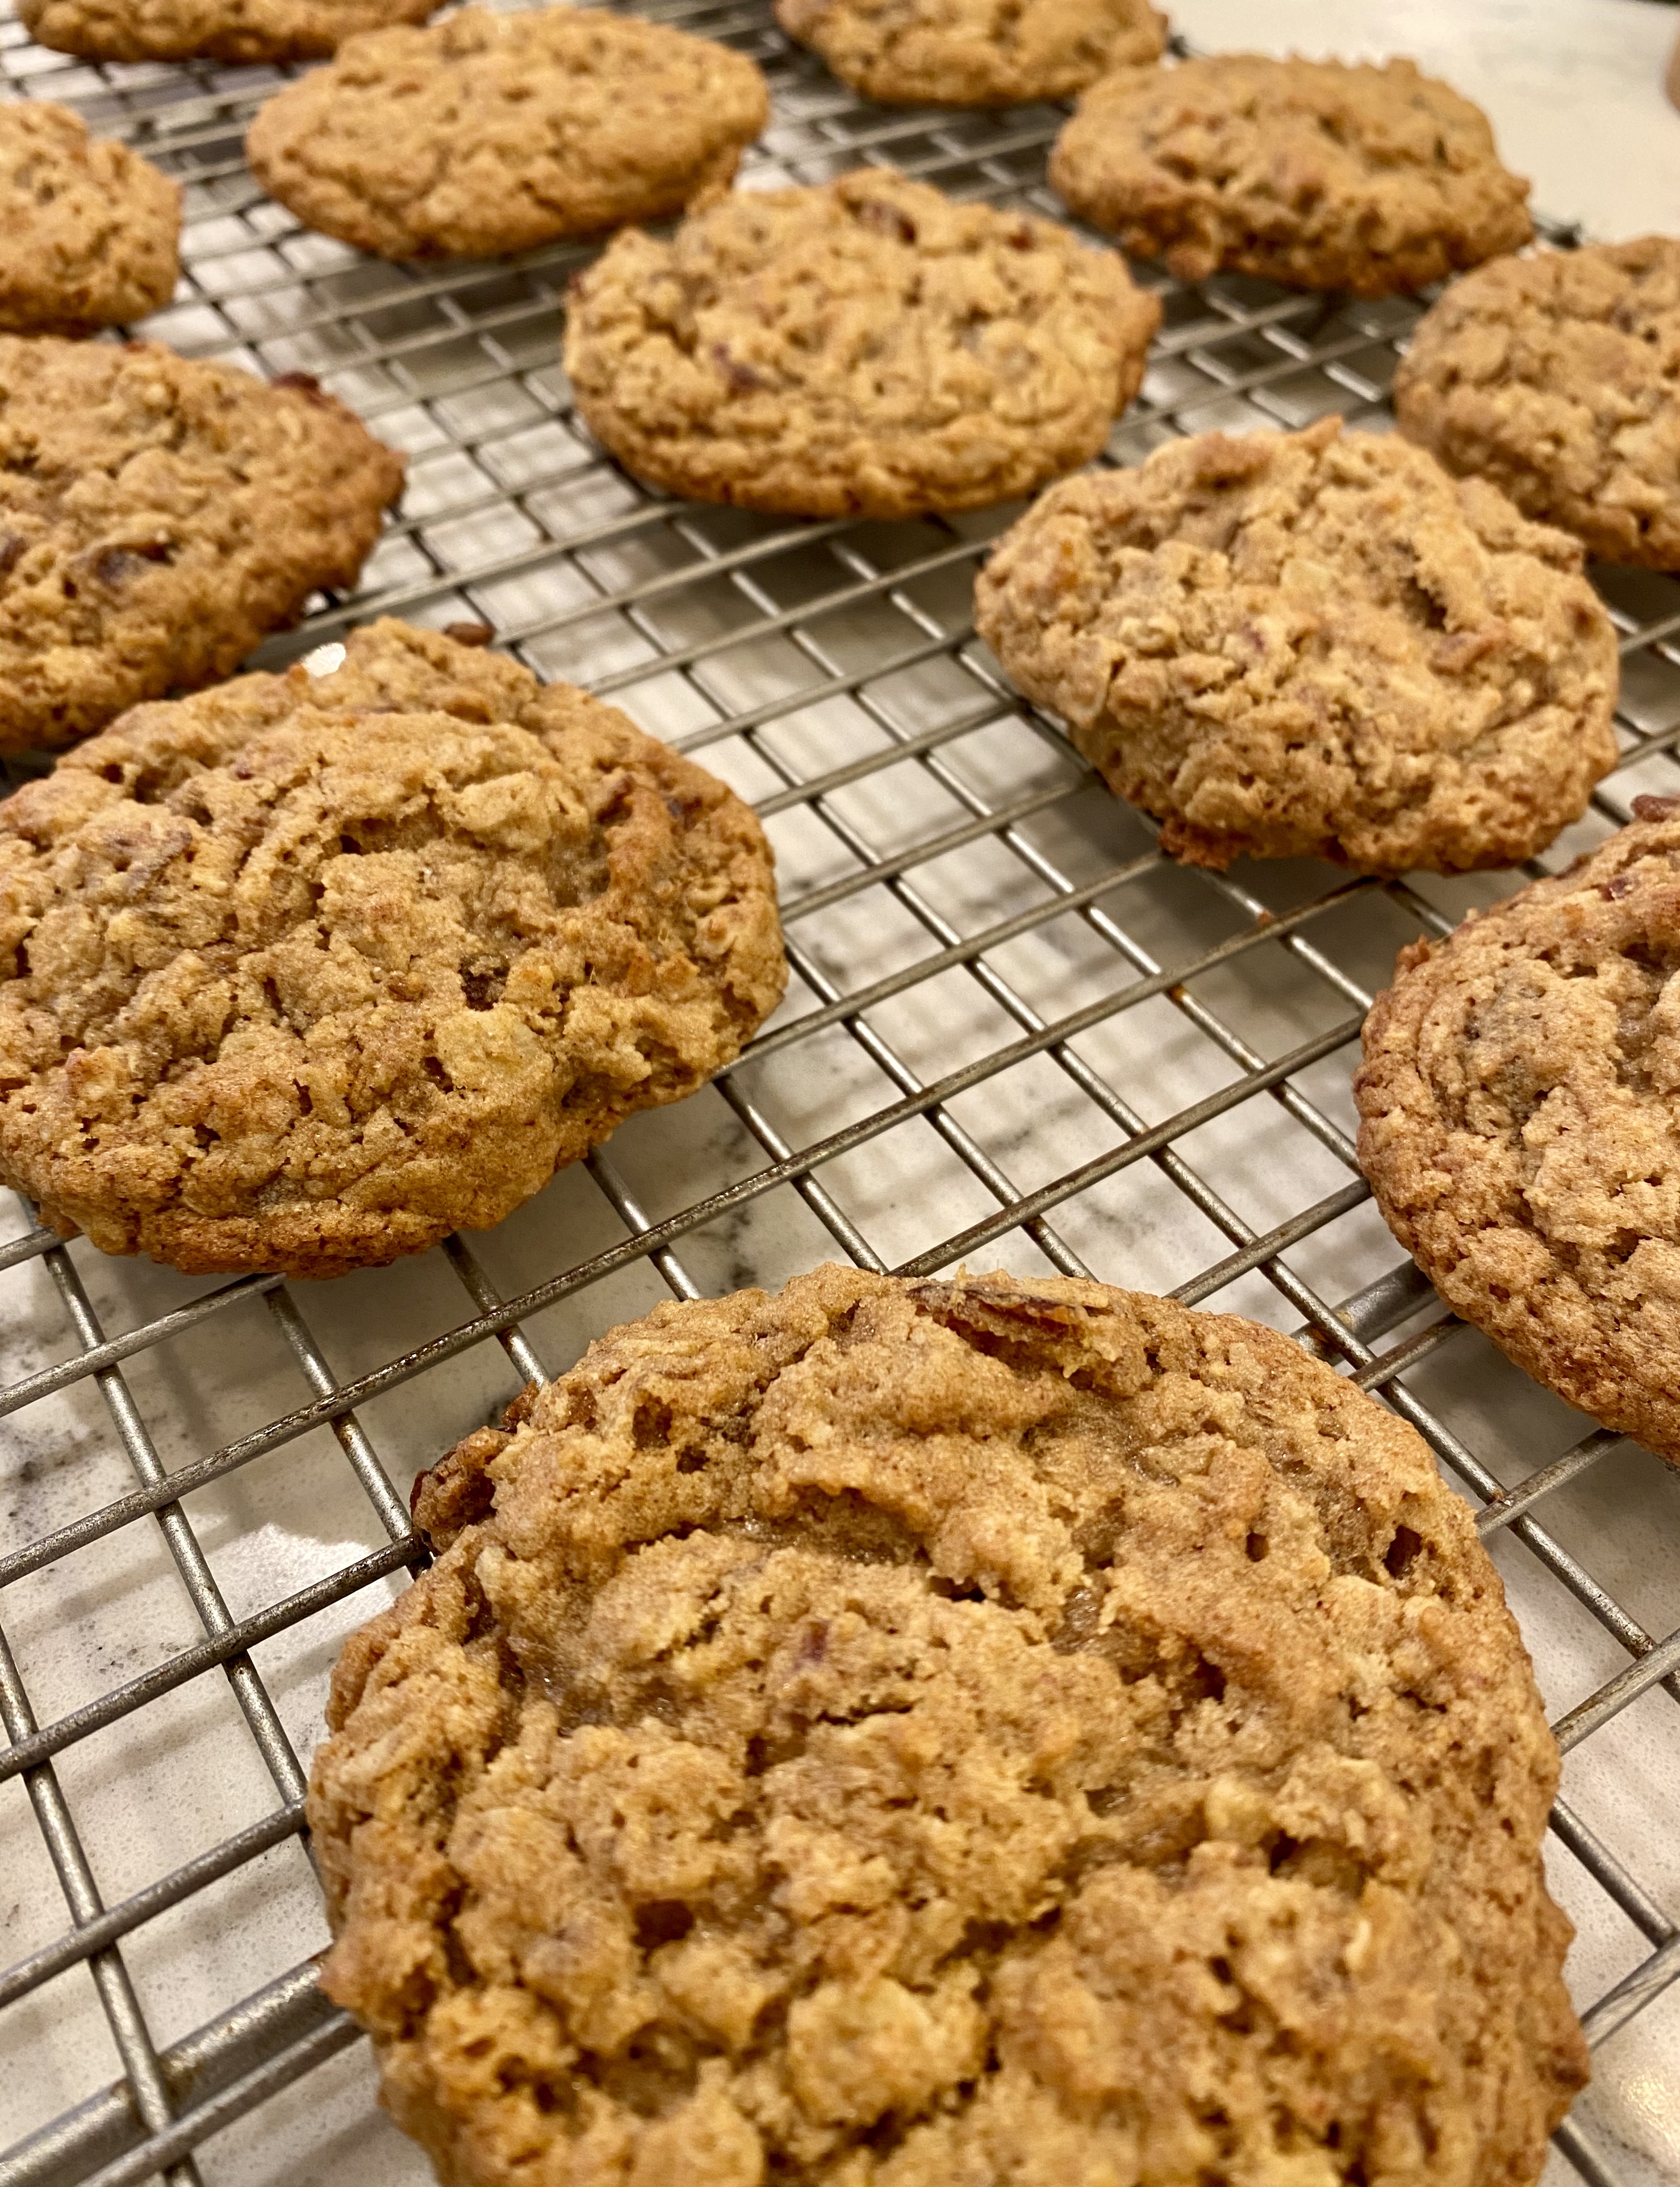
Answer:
17;0;436;64
1356;795;1680;1464
563;170;1161;520
774;0;1165;108
0;102;181;336
0;620;786;1277
1050;55;1532;295
0;339;403;753
245;7;770;262
309;1264;1587;2187
1395;237;1680;570
973;418;1618;871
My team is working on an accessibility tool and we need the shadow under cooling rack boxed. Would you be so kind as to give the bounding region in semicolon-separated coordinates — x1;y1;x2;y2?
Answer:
1;6;1678;2185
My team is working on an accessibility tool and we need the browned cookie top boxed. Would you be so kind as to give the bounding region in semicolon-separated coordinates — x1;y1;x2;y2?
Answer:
0;620;787;1278
246;7;770;262
974;418;1617;871
563;170;1161;520
1050;54;1532;295
309;1264;1585;2187
0;102;181;336
0;338;403;752
1357;796;1680;1465
1396;238;1680;571
18;0;435;62
774;0;1165;108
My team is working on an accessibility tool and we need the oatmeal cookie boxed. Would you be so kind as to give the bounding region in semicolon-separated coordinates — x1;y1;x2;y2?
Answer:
773;0;1165;109
0;103;181;336
310;1263;1587;2187
0;338;403;753
245;8;770;262
1050;55;1532;295
17;0;436;65
0;619;785;1277
1396;238;1680;571
1357;796;1680;1464
563;170;1160;519
974;418;1618;871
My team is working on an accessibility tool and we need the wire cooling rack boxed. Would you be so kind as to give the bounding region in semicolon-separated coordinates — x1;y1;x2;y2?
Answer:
1;6;1678;2184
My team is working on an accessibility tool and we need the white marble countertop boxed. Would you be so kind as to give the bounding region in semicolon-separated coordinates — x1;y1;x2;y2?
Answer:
1170;0;1680;243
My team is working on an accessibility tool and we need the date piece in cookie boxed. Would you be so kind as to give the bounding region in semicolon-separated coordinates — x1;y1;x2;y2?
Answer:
18;0;436;65
0;103;181;336
975;418;1617;871
1357;796;1680;1465
245;7;769;262
0;338;403;753
311;1263;1587;2187
774;0;1165;109
0;620;786;1278
563;170;1161;520
1397;238;1680;571
1050;55;1532;295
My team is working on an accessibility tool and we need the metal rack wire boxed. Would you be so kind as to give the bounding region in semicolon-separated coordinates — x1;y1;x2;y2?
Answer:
1;5;1678;2183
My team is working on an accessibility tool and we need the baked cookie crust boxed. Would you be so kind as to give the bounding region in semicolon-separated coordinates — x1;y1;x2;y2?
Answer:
309;1264;1586;2187
246;7;770;262
0;338;403;753
1050;54;1532;295
0;102;181;336
563;170;1161;520
1356;795;1680;1465
0;620;786;1277
774;0;1165;109
1396;237;1680;571
974;418;1617;871
18;0;436;64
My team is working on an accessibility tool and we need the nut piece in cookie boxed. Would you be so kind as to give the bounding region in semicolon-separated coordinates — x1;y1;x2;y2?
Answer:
245;7;769;261
1357;798;1680;1465
18;0;437;65
0;338;403;753
774;0;1166;108
1396;237;1680;571
310;1264;1587;2187
0;103;181;336
975;418;1618;871
564;170;1161;520
1050;53;1532;295
0;619;787;1277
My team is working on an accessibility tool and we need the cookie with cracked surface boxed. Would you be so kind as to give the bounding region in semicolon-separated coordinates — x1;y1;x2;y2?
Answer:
0;338;403;753
974;418;1618;871
1395;238;1680;571
1050;55;1532;295
562;170;1161;520
0;619;786;1277
245;7;770;262
310;1262;1587;2187
0;103;181;336
17;0;435;64
1356;795;1680;1465
772;0;1165;109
